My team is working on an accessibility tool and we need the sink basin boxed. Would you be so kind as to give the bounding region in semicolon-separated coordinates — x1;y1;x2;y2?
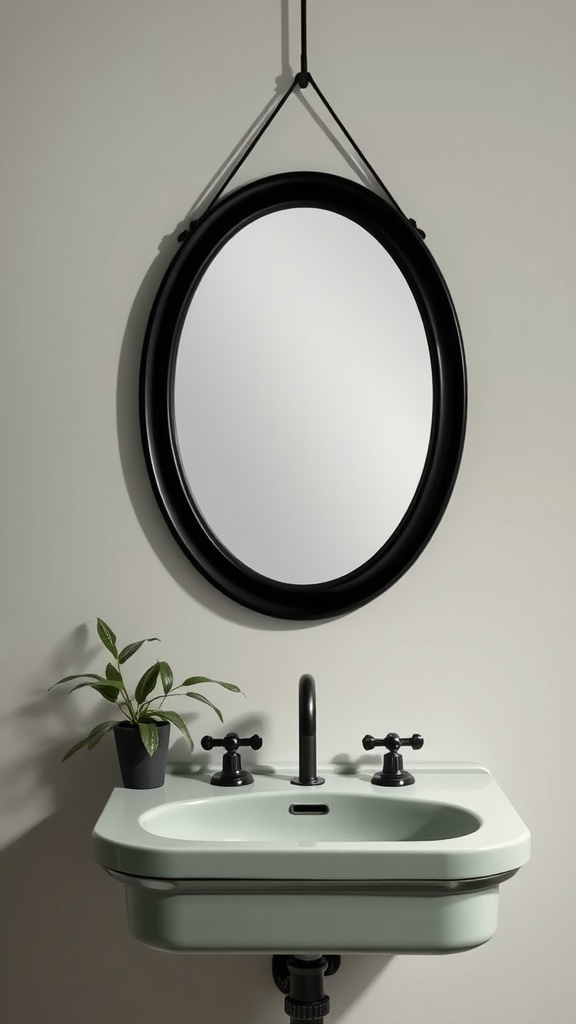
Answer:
139;791;480;844
93;763;530;954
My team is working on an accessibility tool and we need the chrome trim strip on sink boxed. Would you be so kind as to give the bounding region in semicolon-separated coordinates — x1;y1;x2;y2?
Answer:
105;868;518;896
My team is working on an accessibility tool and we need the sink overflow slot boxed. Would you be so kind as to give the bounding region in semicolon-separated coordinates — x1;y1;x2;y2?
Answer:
289;804;330;816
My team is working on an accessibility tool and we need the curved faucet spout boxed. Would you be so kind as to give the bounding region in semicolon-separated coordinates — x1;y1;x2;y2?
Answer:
291;674;325;787
299;673;316;738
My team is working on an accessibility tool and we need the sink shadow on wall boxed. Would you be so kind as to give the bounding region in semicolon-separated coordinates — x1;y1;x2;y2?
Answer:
0;737;390;1024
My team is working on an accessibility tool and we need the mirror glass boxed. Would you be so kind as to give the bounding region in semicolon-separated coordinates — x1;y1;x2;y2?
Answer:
174;208;433;584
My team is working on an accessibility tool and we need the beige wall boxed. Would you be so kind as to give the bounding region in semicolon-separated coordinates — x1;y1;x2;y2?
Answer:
0;0;574;1020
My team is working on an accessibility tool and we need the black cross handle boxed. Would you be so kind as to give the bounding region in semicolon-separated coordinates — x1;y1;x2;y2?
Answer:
201;732;263;753
200;732;263;787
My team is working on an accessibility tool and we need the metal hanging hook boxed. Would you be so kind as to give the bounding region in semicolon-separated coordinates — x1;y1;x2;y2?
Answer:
298;0;310;88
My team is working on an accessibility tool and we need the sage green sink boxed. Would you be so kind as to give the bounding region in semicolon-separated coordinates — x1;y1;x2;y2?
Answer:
139;790;480;845
93;763;530;954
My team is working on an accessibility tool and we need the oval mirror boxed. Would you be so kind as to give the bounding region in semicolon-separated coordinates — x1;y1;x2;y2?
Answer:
140;172;466;619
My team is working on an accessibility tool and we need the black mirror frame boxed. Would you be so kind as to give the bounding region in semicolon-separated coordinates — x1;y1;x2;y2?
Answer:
140;171;466;620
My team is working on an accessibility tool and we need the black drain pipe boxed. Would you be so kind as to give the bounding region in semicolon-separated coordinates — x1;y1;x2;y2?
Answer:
272;954;341;1021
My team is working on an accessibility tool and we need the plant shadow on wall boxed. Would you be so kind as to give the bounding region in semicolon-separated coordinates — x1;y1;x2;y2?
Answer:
0;623;390;1023
116;0;373;630
0;626;258;1021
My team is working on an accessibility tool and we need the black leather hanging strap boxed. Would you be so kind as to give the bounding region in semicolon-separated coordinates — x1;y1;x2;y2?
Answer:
181;0;424;238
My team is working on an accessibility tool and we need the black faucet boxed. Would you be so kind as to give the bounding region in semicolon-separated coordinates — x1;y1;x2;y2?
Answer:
291;674;324;786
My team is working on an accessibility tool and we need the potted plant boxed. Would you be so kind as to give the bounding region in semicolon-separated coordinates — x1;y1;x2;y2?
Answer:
50;617;242;788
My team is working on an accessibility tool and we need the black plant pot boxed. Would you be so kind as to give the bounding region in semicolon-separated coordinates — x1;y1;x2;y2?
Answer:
114;721;170;789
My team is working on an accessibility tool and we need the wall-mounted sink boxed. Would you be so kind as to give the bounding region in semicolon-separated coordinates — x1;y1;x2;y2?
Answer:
93;764;530;954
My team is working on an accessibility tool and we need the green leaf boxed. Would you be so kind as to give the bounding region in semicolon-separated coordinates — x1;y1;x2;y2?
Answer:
158;661;173;695
135;663;161;705
185;691;223;722
138;721;159;757
210;681;242;693
68;681;122;703
180;676;242;693
105;663;123;682
118;639;159;664
61;720;118;761
49;673;109;690
152;711;192;750
97;618;118;659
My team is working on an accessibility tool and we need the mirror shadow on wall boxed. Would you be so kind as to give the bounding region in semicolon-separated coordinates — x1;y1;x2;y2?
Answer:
116;0;319;631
